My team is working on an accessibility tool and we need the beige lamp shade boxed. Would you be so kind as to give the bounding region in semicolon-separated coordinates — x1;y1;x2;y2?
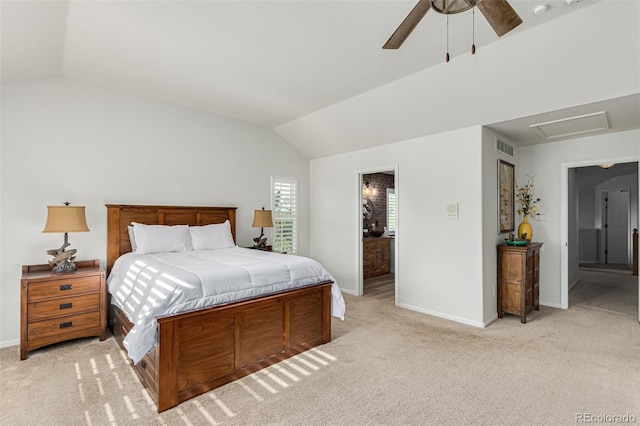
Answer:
42;205;90;233
252;209;273;228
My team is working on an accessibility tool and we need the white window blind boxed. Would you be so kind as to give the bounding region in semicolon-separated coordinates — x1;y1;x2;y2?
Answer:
387;188;396;233
272;177;298;254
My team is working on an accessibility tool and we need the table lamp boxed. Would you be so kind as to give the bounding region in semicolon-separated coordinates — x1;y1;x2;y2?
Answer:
251;207;273;249
42;203;90;273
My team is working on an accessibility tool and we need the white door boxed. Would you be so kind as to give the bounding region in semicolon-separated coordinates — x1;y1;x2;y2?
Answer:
605;189;630;265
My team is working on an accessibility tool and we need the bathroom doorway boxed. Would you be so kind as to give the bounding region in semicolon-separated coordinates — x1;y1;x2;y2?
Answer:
360;169;396;303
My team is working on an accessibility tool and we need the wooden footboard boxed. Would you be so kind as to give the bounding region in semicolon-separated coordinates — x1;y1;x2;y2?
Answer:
111;281;332;412
106;204;335;412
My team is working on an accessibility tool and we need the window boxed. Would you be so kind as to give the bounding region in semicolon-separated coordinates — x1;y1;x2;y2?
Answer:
387;188;396;234
272;176;298;254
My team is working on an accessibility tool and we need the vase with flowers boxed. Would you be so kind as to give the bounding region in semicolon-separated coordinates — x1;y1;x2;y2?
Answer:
516;175;540;240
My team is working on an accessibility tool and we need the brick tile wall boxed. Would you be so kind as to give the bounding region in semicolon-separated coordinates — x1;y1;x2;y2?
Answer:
362;172;394;231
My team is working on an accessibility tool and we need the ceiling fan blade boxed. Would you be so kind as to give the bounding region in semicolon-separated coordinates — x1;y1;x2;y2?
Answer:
383;0;432;49
477;0;522;37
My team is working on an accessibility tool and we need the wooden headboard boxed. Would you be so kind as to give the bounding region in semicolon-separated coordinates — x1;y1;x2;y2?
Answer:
106;204;237;272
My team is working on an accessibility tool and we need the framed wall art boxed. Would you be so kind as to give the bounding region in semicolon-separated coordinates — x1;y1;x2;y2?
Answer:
498;160;515;233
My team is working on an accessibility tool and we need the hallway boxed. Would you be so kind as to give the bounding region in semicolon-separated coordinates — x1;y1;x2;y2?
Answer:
570;267;638;318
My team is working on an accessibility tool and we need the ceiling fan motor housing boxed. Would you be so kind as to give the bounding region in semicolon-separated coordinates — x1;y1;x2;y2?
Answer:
431;0;480;15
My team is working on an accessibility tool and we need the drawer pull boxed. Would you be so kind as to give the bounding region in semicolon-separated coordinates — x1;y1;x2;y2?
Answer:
59;284;73;291
59;303;73;310
59;321;73;329
140;360;147;369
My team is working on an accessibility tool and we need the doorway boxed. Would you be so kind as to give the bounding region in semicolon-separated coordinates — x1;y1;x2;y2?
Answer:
359;169;397;303
564;161;639;320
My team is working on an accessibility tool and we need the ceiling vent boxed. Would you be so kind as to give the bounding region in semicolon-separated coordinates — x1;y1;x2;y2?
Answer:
496;137;514;157
530;111;609;140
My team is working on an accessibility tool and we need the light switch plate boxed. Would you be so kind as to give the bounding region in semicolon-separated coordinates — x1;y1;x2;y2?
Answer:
446;203;459;219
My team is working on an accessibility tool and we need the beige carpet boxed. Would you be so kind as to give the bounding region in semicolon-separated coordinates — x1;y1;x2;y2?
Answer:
573;268;637;317
1;284;639;426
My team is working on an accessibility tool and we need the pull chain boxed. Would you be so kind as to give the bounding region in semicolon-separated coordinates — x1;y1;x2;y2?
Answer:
471;6;476;54
446;14;450;62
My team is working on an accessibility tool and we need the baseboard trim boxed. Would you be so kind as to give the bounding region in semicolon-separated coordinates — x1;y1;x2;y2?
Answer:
569;278;580;291
0;338;19;349
540;301;564;309
483;313;499;327
397;302;485;328
340;288;358;296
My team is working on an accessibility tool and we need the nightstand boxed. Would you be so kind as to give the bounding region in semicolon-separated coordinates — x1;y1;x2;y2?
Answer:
245;245;287;254
20;259;106;360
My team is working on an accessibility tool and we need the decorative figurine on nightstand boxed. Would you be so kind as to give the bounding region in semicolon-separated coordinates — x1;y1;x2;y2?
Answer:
252;236;267;248
42;202;90;273
251;207;273;250
46;244;78;273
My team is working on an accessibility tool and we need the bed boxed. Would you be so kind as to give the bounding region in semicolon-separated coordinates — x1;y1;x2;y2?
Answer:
106;204;344;412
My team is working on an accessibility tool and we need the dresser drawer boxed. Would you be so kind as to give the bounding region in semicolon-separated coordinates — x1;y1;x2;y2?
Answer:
28;293;100;321
27;275;101;301
28;311;101;341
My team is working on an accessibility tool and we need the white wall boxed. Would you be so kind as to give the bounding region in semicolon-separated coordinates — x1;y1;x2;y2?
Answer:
519;130;640;309
0;77;311;347
311;126;486;327
481;127;520;325
577;172;605;228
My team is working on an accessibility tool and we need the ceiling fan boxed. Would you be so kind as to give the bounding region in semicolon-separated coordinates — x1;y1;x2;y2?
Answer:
383;0;523;50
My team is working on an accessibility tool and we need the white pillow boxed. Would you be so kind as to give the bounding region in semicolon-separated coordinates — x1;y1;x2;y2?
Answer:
189;220;235;250
127;225;137;252
131;222;192;254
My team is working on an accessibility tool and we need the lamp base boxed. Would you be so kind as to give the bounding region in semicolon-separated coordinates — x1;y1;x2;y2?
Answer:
51;259;78;273
46;241;78;273
252;235;267;249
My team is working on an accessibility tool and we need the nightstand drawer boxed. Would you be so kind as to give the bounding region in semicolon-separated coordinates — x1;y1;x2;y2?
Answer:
28;311;101;340
28;293;100;321
27;275;101;301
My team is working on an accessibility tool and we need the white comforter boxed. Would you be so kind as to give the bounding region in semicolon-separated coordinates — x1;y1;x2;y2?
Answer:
107;247;346;364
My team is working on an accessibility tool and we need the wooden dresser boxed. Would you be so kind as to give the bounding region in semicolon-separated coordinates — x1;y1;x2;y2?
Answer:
363;237;391;279
20;259;106;360
497;243;542;323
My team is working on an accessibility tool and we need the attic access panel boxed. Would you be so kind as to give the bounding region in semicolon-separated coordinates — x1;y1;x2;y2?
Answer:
530;111;609;140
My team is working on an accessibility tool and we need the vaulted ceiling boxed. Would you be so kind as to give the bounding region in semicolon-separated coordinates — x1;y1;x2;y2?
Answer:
2;1;639;158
